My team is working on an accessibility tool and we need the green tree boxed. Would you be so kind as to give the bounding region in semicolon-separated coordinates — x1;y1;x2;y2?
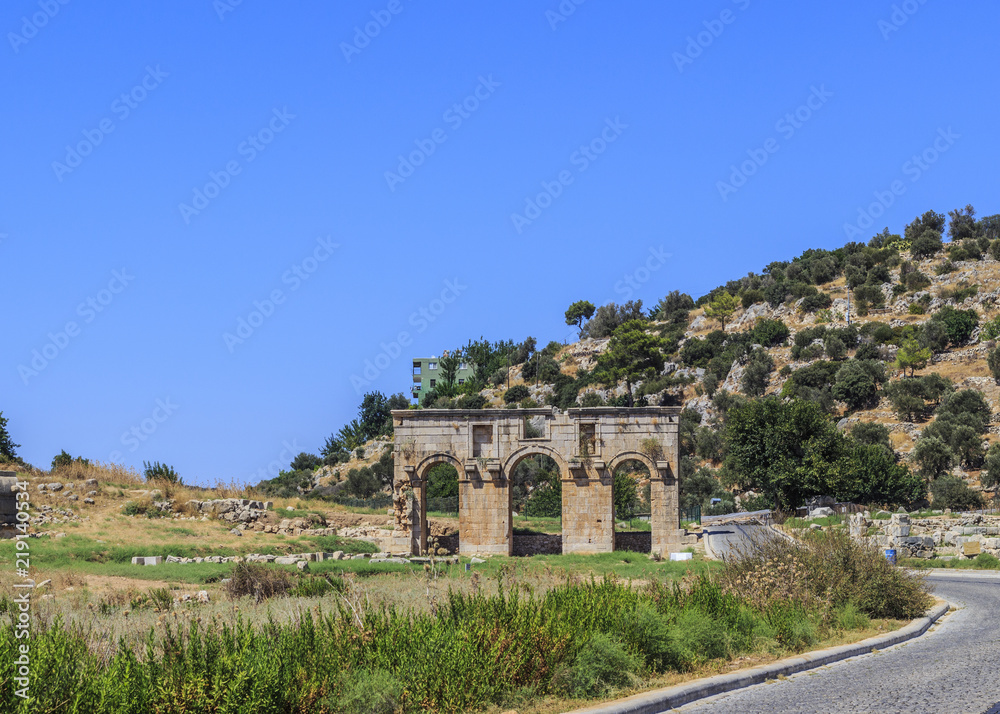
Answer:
989;348;1000;387
836;442;925;507
345;467;380;498
894;337;931;377
581;301;647;338
703;291;740;330
426;463;459;499
594;321;667;407
982;443;1000;489
824;334;847;361
613;469;640;520
724;396;846;509
932;306;978;347
51;450;89;471
652;291;695;321
832;359;886;410
912;437;954;479
919;320;950;353
741;349;774;397
565;300;596;337
0;411;19;462
910;230;943;259
850;422;892;450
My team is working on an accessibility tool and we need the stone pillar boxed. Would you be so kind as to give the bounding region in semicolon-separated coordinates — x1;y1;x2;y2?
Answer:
650;466;683;556
459;472;511;556
389;480;424;555
561;466;614;554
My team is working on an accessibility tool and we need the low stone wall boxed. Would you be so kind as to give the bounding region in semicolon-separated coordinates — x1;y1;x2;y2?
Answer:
615;531;652;553
513;534;562;556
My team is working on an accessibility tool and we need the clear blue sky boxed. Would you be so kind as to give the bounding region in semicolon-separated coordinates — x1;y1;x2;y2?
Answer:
2;1;998;484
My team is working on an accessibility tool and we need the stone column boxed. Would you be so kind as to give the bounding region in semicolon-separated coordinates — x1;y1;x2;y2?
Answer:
650;464;683;556
459;467;512;556
561;465;614;554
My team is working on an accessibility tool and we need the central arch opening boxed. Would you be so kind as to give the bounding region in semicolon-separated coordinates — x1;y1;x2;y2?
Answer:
510;453;563;556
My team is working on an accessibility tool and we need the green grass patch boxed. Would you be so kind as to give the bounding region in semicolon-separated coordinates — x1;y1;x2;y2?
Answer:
783;514;845;529
512;515;563;535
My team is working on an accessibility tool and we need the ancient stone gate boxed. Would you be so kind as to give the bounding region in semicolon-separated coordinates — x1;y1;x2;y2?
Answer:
390;407;682;556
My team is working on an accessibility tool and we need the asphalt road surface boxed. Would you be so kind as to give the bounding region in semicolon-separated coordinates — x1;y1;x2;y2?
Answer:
701;523;773;560
676;572;1000;714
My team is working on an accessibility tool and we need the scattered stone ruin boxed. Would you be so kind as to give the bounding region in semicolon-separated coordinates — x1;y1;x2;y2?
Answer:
390;407;683;556
849;510;1000;559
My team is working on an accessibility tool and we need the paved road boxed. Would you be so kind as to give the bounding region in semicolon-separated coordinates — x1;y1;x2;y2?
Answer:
676;572;1000;714
701;523;773;560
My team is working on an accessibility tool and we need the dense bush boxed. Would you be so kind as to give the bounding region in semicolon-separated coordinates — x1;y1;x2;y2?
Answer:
751;318;790;347
931;306;979;346
721;530;931;620
504;385;531;404
725;396;924;509
800;292;832;312
930;475;985;511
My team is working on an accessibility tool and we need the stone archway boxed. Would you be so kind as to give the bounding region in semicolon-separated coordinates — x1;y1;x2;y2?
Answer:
391;407;682;556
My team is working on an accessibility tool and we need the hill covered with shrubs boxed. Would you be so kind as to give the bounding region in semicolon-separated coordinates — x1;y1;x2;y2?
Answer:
248;204;1000;518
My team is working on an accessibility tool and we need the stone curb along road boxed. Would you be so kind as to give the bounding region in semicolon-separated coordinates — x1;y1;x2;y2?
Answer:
566;599;953;714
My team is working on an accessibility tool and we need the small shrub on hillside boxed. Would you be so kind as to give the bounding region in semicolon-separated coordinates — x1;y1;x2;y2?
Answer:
908;303;926;315
504;385;530;404
904;271;931;292
751;318;790;347
143;461;180;484
51;449;89;471
800;292;832;312
935;260;956;276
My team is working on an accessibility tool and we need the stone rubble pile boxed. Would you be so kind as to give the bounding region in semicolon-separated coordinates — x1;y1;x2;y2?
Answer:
849;511;1000;559
185;498;272;524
